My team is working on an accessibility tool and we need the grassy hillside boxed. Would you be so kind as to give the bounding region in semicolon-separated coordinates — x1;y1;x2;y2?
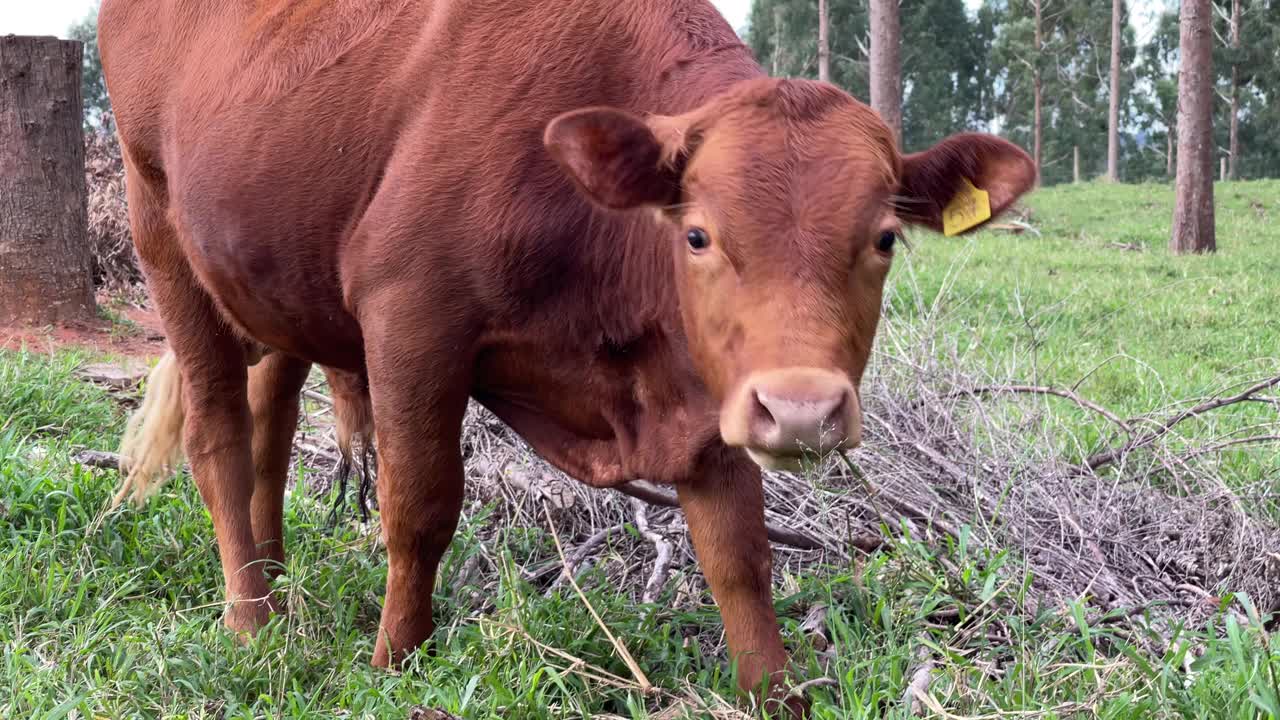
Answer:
1;181;1277;718
895;180;1279;414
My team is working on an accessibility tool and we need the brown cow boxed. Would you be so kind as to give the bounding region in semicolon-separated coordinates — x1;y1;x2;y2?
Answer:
99;0;1035;713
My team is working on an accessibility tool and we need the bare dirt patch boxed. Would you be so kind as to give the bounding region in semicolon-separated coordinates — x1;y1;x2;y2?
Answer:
1;302;165;359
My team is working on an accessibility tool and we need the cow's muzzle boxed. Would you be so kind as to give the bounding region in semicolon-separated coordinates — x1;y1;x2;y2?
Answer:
720;367;861;471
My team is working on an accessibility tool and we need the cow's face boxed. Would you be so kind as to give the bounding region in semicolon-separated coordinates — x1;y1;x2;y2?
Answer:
546;78;1035;471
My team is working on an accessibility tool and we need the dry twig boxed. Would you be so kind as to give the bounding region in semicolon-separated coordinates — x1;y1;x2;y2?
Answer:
630;498;675;604
926;384;1134;433
541;503;653;693
1081;374;1280;472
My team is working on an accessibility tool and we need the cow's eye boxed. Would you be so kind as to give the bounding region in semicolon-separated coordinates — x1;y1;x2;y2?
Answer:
687;227;710;251
876;230;897;253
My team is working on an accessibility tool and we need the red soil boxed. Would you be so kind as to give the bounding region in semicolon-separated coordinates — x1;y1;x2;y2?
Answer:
0;302;167;359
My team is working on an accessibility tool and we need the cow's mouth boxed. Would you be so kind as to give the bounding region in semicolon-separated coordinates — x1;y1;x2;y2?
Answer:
744;447;814;473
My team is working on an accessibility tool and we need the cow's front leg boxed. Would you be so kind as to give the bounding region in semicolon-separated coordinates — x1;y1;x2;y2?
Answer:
363;309;469;668
678;451;807;718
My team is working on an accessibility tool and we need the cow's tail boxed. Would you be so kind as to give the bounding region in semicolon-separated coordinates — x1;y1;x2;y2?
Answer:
110;355;374;512
113;349;186;508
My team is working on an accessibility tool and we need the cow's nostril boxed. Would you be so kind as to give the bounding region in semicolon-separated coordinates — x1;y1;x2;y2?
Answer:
749;389;779;438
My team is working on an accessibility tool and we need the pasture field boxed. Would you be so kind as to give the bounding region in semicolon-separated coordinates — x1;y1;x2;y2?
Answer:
2;181;1278;718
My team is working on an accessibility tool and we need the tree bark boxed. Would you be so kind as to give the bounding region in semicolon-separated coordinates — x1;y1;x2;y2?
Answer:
1171;0;1215;254
869;0;902;144
1227;0;1240;180
1032;0;1043;177
1106;0;1122;181
772;6;786;77
0;36;97;325
817;0;830;83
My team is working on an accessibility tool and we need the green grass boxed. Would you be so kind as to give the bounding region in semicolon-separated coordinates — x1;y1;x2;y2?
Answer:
894;180;1280;416
2;181;1279;718
889;179;1280;493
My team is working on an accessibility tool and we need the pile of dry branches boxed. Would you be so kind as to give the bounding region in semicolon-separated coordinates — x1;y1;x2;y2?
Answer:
283;309;1280;641
84;114;144;297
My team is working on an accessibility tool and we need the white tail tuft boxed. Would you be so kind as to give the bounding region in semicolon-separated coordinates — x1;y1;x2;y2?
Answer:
113;349;186;509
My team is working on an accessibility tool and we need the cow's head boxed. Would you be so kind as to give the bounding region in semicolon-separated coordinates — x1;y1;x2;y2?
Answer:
545;78;1036;471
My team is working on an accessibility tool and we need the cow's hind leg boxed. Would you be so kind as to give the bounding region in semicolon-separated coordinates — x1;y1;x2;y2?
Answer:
122;165;276;635
248;353;312;578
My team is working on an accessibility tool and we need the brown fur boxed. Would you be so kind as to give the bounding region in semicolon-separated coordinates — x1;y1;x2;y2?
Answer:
100;0;1034;713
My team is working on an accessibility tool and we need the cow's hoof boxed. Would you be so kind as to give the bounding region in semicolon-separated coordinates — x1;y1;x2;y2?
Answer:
763;692;810;719
223;593;280;641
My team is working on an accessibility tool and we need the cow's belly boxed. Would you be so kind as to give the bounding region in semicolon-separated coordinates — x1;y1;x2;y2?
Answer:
169;126;387;371
188;236;366;371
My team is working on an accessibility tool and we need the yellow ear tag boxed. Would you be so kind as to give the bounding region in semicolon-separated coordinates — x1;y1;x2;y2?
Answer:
941;178;992;236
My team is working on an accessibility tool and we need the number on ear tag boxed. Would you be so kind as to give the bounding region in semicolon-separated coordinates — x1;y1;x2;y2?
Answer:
942;178;992;237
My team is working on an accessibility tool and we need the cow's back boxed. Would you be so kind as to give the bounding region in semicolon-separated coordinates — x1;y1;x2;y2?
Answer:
99;0;432;366
99;0;755;368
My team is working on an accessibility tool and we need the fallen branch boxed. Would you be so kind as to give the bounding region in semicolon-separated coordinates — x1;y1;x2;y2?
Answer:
1181;434;1280;462
1080;374;1280;472
926;384;1133;434
303;389;334;406
788;676;839;699
630;498;675;604
615;480;875;553
902;644;937;717
73;449;123;470
545;523;622;596
799;603;830;652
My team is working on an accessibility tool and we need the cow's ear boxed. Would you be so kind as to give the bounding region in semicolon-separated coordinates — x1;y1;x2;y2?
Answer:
545;108;683;210
898;133;1037;236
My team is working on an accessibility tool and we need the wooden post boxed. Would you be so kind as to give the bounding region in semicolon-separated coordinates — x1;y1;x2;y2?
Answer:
0;36;97;324
1073;146;1081;184
1220;156;1227;182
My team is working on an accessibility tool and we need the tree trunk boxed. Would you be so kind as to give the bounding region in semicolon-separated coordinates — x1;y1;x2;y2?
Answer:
1032;0;1043;177
1166;128;1174;177
1227;0;1240;180
869;0;902;144
772;6;786;77
1171;0;1215;254
1220;156;1227;181
1106;0;1122;181
817;0;830;83
1074;146;1081;183
0;36;97;325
